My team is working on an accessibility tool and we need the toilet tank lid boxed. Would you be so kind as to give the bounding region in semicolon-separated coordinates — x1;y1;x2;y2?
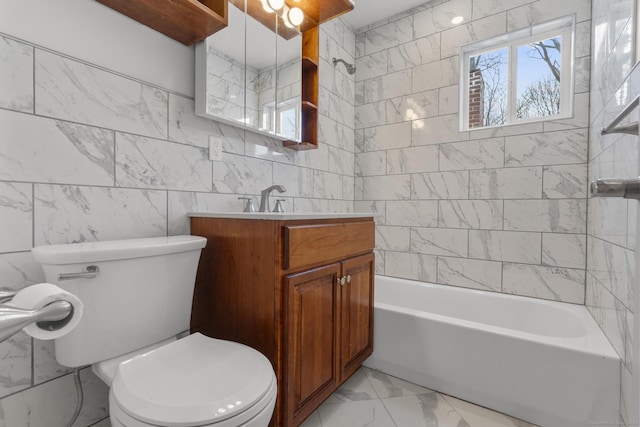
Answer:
32;236;207;265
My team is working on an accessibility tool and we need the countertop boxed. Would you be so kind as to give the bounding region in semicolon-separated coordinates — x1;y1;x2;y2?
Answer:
187;212;377;220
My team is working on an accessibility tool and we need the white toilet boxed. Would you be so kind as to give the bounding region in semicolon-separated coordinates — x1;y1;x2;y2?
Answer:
31;235;277;427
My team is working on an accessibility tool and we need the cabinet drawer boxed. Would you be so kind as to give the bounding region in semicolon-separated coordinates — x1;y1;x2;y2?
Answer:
283;221;375;271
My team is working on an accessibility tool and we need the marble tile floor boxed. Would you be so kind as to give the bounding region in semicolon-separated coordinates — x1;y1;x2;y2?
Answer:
300;367;538;427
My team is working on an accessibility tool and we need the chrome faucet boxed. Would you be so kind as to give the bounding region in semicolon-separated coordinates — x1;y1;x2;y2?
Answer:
259;185;286;212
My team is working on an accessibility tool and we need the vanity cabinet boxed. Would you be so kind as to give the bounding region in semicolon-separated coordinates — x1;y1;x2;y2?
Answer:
285;252;374;425
189;215;375;427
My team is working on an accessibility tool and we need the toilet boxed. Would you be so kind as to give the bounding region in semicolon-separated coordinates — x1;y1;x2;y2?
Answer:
31;235;276;427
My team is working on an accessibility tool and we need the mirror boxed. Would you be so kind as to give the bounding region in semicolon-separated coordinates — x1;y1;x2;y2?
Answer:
274;28;302;140
195;0;302;142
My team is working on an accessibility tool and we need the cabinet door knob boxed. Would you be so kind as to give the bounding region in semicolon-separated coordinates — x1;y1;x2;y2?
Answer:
346;274;351;283
338;276;346;286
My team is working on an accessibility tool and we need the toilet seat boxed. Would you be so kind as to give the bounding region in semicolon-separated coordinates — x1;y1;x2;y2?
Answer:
110;333;276;427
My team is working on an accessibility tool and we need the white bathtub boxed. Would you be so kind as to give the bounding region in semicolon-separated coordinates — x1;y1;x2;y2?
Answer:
364;275;620;427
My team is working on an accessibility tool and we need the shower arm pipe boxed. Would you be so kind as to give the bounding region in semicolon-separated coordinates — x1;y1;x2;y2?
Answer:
332;57;356;75
601;94;640;135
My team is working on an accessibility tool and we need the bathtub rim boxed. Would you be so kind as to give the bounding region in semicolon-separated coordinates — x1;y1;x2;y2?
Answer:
374;274;620;360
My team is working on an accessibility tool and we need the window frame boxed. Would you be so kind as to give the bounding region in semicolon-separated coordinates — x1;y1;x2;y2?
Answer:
261;95;301;140
459;15;576;131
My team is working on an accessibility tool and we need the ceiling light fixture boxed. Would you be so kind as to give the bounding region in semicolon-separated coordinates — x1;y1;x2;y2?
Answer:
287;7;304;26
267;0;285;11
451;16;464;25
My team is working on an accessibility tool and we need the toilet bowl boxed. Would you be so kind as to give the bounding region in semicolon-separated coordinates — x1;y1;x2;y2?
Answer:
106;333;277;427
31;236;277;427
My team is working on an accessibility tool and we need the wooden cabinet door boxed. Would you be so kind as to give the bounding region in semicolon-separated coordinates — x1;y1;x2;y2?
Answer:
340;253;374;380
285;263;341;426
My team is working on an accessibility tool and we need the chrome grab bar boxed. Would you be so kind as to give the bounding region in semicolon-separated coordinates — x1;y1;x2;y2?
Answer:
601;95;640;136
58;265;100;281
0;300;73;342
590;178;640;200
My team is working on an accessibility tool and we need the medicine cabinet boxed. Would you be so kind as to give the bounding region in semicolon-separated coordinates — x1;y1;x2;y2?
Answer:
195;0;303;142
98;0;355;149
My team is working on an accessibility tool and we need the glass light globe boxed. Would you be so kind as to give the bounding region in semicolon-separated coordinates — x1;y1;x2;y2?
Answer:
287;7;304;26
267;0;285;11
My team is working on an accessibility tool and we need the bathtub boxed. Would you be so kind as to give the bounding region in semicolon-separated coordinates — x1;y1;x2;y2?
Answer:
363;275;620;427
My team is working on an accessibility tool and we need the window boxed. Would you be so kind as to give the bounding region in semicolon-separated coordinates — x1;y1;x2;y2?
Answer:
460;16;575;130
261;96;301;140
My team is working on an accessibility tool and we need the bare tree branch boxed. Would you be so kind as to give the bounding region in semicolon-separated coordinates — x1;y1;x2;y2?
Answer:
529;38;561;82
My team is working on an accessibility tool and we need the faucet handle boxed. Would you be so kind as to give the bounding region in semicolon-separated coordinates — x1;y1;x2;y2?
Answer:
238;197;256;213
273;199;286;213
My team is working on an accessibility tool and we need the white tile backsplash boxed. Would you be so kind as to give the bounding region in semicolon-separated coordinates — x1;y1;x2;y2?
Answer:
505;129;589;167
363;122;412;151
387;33;441;71
352;0;590;308
364;16;414;55
364;69;412;103
410;171;470;200
504;199;587;233
438;200;503;230
35;50;168;140
0;333;31;398
386;145;439;174
0;252;45;287
413;114;471;146
0;182;33;254
0;110;115;186
542;233;587;269
413;0;473;38
502;263;585;304
437;256;502;292
115;133;212;192
34;184;167;245
469;230;542;264
542;164;588;199
363;175;411;200
0;368;108;427
411;228;469;257
439;138;505;170
469;167;543;199
0;36;33;113
376;226;411;251
384;251;438;282
386;200;439;227
439;13;507;59
412;56;460;92
386;90;439;123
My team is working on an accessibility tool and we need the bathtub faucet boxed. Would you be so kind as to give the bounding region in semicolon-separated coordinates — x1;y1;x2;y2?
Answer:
259;185;286;212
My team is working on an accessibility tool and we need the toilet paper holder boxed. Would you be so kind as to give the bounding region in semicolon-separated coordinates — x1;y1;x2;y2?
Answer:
0;288;73;343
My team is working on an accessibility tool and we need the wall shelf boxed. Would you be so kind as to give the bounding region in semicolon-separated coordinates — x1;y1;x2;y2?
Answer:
96;0;228;46
284;0;354;150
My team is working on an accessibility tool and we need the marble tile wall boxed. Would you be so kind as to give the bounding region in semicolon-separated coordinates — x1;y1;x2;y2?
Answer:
354;0;592;304
587;0;638;425
0;12;355;426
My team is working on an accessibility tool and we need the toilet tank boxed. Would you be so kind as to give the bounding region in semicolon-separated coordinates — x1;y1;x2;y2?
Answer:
31;236;207;368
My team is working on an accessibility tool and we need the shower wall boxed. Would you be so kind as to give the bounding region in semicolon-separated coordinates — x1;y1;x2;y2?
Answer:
588;0;638;424
354;0;592;303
